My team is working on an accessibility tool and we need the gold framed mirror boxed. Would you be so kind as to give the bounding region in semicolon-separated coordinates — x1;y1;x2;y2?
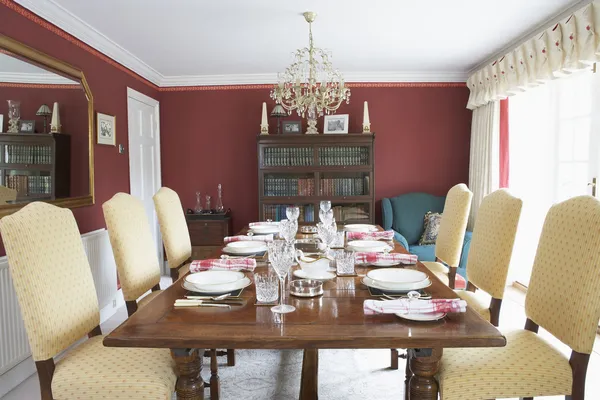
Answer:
0;34;94;217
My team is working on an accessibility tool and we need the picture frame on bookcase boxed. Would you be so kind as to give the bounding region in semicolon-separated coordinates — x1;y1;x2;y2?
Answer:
97;112;116;146
282;121;301;134
323;114;349;134
0;114;3;133
18;120;35;133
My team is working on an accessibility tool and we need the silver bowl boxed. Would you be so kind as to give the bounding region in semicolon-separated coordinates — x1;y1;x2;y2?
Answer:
290;279;324;298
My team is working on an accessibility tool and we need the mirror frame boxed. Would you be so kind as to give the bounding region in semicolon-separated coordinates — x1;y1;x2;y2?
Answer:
0;34;94;217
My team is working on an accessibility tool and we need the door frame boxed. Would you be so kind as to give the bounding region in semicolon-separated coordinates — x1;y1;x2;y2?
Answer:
126;87;164;273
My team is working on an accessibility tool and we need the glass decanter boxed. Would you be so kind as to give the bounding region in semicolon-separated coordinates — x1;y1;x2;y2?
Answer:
216;184;225;213
205;195;212;211
194;191;203;213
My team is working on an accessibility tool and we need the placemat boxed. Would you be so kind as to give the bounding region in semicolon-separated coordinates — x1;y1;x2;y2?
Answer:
367;286;431;299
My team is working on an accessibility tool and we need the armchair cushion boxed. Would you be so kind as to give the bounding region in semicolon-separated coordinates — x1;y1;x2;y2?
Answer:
418;211;442;245
387;193;445;245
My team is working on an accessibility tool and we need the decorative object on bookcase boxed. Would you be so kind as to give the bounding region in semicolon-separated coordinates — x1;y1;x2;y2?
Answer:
50;102;61;133
18;120;35;133
216;184;225;212
97;112;116;145
323;114;349;134
0;114;3;133
270;12;350;135
282;121;301;134
270;104;286;134
194;191;203;213
7;100;20;133
36;104;52;134
260;102;269;135
205;194;212;211
362;101;371;133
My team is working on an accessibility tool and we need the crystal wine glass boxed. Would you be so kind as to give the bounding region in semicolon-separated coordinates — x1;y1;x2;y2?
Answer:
317;220;338;257
319;208;334;225
279;219;297;244
320;200;331;212
267;241;296;314
286;206;300;221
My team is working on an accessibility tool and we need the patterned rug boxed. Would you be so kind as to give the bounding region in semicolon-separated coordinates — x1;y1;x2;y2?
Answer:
204;349;406;400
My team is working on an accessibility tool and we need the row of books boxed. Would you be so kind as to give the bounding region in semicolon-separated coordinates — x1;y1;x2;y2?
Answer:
263;147;313;167
4;145;53;164
320;178;367;197
318;146;369;166
263;204;315;222
264;178;315;197
5;175;52;196
331;205;370;222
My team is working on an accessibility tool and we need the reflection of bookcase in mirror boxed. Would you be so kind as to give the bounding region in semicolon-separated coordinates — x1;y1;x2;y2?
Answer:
257;133;375;224
0;133;70;203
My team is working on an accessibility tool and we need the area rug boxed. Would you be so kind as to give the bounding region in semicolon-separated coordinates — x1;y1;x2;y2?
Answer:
204;349;406;400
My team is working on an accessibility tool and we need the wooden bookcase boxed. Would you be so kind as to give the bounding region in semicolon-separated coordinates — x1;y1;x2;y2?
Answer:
257;133;375;224
0;133;70;202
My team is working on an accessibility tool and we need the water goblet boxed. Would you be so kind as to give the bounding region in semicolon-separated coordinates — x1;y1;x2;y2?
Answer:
279;219;297;244
319;208;334;225
320;200;331;212
317;221;338;256
254;270;279;303
286;206;300;222
267;241;296;314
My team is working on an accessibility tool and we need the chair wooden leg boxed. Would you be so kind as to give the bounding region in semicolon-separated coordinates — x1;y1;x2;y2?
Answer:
210;349;220;400
489;298;502;327
448;266;457;289
35;359;55;400
405;352;412;400
170;267;180;282
569;351;590;400
391;349;399;370
226;349;236;366
125;300;138;317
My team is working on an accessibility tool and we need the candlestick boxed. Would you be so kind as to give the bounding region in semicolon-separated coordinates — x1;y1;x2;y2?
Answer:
362;101;371;133
260;102;269;135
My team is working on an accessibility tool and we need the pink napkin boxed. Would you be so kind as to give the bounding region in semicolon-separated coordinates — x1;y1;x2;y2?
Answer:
347;230;394;241
249;221;279;227
363;298;467;315
190;258;257;273
355;252;417;265
224;234;274;244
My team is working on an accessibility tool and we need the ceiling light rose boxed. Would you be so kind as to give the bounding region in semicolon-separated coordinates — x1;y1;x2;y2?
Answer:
270;11;351;134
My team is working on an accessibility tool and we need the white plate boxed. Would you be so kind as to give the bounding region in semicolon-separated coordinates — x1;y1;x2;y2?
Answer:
371;260;402;267
250;225;280;235
293;270;336;281
395;311;446;321
344;224;378;233
223;242;267;255
346;240;391;253
367;268;429;289
183;277;252;294
185;270;245;287
362;277;432;293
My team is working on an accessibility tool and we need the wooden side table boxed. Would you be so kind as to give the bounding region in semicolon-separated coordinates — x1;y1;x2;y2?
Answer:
186;211;232;260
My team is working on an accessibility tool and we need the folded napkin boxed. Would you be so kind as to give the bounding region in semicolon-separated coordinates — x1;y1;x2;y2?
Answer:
249;221;279;227
224;234;273;244
190;258;257;273
363;298;467;315
347;230;394;241
354;252;417;265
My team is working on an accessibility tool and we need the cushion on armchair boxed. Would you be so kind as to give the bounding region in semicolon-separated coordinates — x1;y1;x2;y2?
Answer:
419;211;442;245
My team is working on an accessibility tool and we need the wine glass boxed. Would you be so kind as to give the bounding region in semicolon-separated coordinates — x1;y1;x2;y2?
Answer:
286;206;300;221
267;241;296;314
319;208;334;225
279;219;297;244
320;200;331;212
317;221;338;257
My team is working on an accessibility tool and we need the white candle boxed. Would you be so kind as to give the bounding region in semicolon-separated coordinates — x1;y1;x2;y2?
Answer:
363;101;370;125
261;102;268;126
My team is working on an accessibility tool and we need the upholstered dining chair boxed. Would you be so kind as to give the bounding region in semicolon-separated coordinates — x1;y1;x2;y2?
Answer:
153;187;192;282
153;187;236;369
103;192;163;317
455;189;522;326
421;183;473;289
0;202;176;400
437;195;600;400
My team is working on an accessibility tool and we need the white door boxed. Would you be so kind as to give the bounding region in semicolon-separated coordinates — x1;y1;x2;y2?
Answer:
127;88;163;272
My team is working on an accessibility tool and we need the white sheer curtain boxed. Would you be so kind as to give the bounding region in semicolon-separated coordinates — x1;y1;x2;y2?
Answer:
468;101;500;230
508;68;599;286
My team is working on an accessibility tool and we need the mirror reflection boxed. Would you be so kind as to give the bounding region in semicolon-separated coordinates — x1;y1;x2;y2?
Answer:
0;51;89;205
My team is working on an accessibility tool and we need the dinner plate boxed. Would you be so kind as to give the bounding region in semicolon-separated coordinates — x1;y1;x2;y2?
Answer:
250;225;280;235
362;277;432;293
222;241;267;255
395;311;446;321
293;270;336;281
185;270;245;287
346;240;391;253
183;276;252;294
343;224;378;233
367;268;429;289
370;260;402;267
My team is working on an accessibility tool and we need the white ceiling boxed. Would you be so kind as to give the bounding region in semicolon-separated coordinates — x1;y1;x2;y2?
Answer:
15;0;585;86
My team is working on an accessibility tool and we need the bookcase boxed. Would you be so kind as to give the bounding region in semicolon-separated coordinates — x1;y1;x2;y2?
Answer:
0;133;70;202
257;133;375;224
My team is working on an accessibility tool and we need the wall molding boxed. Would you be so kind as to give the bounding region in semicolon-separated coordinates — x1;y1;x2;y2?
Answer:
0;71;79;85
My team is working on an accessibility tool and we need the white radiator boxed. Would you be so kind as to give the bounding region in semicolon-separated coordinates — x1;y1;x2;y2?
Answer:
0;228;119;395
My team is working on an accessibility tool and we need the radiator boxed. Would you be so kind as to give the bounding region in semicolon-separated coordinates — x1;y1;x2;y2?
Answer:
0;229;118;378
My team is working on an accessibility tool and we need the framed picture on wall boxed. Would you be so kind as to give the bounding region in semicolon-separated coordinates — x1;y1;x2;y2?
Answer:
97;112;116;146
282;121;301;134
323;114;349;134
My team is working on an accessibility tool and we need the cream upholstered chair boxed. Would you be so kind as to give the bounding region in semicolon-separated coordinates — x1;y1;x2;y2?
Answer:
0;202;176;400
103;193;162;317
153;187;192;281
422;183;473;289
438;195;600;400
153;187;236;367
456;189;522;326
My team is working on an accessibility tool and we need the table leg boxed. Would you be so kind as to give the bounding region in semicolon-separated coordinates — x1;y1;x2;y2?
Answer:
171;348;204;400
405;351;412;400
299;348;318;400
407;348;442;400
210;349;220;400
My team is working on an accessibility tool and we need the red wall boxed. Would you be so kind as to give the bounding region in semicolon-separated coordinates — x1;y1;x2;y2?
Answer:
161;86;472;233
0;2;160;235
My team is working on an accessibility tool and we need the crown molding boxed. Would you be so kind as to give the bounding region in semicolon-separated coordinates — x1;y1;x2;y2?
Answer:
14;0;163;86
0;71;79;85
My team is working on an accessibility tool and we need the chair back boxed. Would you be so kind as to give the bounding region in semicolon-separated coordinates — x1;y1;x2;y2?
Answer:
103;193;161;302
0;202;99;361
435;183;473;267
153;187;191;270
0;185;17;204
525;195;600;354
466;189;522;299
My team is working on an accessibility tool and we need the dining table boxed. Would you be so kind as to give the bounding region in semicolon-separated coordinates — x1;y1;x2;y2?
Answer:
103;226;506;400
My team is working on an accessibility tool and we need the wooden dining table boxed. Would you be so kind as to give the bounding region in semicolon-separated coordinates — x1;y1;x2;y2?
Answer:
104;227;505;400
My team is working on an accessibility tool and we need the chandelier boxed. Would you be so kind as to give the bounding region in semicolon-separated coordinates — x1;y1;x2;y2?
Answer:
270;12;351;134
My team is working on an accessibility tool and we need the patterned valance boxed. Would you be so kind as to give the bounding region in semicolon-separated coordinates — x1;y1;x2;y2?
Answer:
467;1;600;110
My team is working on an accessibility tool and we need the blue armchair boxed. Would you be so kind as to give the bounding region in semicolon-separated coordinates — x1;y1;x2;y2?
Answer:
381;192;472;279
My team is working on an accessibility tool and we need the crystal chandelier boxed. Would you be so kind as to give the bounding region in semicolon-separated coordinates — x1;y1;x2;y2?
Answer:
270;12;351;134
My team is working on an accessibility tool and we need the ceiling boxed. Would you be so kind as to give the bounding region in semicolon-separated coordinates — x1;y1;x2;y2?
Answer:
15;0;585;86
